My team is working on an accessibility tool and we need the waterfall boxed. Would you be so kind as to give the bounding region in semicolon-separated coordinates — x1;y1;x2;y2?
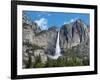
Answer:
55;31;61;57
48;31;61;59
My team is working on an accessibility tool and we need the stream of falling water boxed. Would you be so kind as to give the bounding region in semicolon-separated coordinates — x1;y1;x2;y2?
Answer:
48;31;61;59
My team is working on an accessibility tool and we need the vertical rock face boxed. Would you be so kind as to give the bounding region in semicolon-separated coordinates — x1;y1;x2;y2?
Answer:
32;27;58;55
22;14;58;68
22;14;41;68
23;13;41;44
60;19;89;54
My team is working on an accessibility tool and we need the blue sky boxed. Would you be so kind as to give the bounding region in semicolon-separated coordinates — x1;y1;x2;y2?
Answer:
23;11;90;30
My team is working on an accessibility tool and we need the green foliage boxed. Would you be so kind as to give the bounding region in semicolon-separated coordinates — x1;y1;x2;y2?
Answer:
45;59;57;67
25;54;89;68
33;55;45;68
50;56;89;67
44;56;84;67
25;54;32;68
65;57;83;66
34;62;45;68
82;58;89;65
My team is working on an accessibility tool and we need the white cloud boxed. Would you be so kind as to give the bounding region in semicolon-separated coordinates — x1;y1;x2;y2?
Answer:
70;19;74;22
64;18;78;25
69;18;77;23
35;18;48;30
63;22;67;25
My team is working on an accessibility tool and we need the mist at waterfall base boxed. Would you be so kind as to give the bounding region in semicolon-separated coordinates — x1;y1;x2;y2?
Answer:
48;31;62;59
